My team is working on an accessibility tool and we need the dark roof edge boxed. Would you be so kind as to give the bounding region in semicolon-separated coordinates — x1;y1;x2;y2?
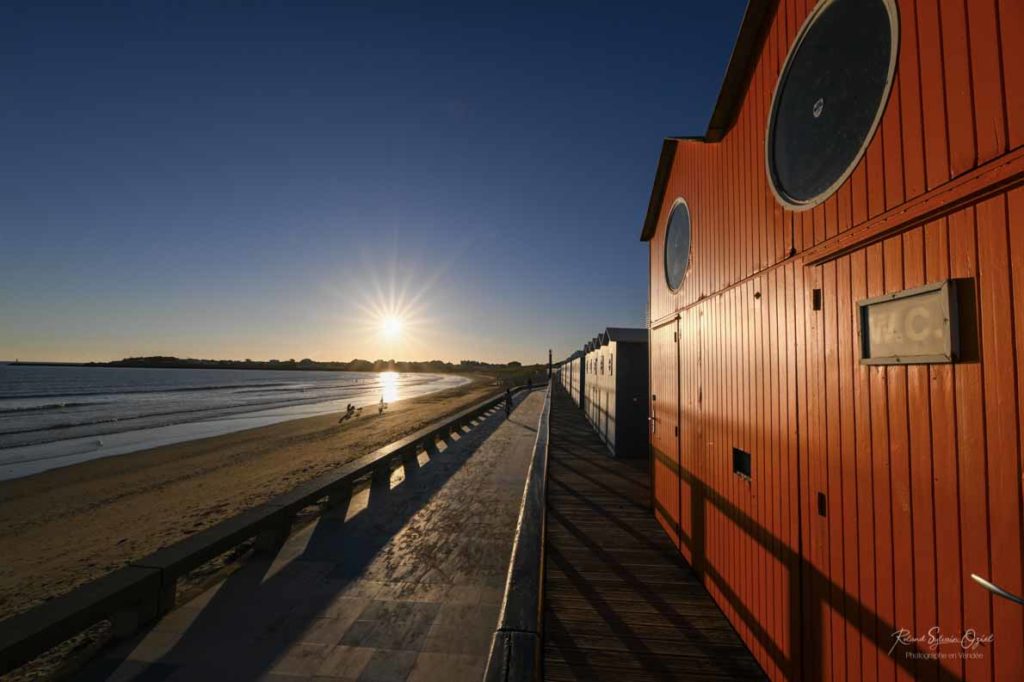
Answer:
704;0;780;142
639;139;679;242
605;327;648;344
639;1;778;242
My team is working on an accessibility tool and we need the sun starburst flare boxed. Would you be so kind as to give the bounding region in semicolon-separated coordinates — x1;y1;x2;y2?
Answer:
381;315;403;339
342;259;434;354
320;242;472;361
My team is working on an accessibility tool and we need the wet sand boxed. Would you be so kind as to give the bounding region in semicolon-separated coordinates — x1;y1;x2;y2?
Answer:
0;375;498;621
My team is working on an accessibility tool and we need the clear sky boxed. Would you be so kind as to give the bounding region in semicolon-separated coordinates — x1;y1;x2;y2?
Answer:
1;1;746;365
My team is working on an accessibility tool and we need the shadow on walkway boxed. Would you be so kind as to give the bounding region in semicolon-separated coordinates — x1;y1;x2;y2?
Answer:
542;385;766;681
81;392;537;681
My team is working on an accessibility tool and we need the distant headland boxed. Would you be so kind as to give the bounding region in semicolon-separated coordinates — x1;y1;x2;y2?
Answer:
7;356;540;374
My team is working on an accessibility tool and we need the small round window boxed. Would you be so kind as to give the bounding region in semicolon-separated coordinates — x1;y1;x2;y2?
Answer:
767;0;898;209
664;200;691;291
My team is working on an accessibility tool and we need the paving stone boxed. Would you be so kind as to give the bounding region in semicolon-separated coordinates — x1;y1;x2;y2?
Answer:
339;601;440;651
315;644;376;678
407;652;485;682
269;642;333;677
355;649;419;681
313;595;373;621
420;603;499;655
374;581;450;604
296;616;364;645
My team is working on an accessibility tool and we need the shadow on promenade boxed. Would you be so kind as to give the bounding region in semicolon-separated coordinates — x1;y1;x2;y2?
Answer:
79;393;530;681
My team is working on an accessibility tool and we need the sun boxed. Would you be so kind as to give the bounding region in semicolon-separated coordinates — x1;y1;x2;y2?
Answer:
381;315;404;339
340;257;436;352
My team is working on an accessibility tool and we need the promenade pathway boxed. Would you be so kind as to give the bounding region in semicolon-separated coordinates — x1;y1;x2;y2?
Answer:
84;389;544;682
543;386;765;681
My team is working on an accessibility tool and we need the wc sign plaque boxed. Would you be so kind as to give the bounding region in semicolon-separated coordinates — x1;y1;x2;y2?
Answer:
857;280;959;365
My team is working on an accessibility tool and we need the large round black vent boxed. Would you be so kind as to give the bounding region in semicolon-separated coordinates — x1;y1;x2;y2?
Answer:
767;0;898;208
664;201;691;291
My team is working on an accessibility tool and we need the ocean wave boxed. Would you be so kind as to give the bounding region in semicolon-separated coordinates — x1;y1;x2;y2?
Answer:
0;391;355;445
0;401;101;414
0;381;305;400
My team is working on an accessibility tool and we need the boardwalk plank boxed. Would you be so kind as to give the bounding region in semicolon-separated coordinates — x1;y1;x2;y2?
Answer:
543;386;766;681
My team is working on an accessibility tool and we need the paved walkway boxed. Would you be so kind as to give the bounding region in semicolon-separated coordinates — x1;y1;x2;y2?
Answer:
85;390;545;682
543;386;765;681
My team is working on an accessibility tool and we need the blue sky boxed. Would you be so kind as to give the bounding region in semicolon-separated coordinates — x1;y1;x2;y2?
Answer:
0;1;745;364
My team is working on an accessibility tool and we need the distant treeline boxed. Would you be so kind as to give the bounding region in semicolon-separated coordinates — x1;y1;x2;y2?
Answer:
86;356;541;375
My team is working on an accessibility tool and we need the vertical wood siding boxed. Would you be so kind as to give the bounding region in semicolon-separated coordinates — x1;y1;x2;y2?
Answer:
585;340;615;453
646;1;1024;680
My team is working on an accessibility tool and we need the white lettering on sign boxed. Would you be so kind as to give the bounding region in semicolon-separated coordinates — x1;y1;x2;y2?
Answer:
860;282;957;364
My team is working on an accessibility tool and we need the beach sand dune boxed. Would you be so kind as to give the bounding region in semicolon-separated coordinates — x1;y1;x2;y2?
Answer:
0;375;497;623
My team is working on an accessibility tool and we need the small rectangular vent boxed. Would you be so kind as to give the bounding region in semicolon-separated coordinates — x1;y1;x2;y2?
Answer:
812;288;823;311
732;448;752;480
817;492;827;517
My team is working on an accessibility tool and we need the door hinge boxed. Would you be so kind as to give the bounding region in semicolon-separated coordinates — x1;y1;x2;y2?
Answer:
674;425;679;437
674;331;678;342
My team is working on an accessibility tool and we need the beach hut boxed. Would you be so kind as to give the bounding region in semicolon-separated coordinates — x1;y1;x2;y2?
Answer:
585;335;602;423
583;327;649;458
556;358;571;395
582;343;591;411
582;340;592;418
583;333;605;439
567;350;585;408
642;1;1024;679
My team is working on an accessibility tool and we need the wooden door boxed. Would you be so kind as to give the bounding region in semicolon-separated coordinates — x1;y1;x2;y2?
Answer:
677;308;701;567
650;320;681;547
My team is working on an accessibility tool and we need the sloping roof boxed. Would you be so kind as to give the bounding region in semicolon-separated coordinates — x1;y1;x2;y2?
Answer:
605;327;648;344
705;1;780;142
640;1;779;242
640;139;680;243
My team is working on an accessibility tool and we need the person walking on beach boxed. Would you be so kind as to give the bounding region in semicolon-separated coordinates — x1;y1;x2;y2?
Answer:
505;387;513;418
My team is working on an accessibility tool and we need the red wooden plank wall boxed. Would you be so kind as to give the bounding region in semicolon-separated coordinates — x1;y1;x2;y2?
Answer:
646;1;1024;680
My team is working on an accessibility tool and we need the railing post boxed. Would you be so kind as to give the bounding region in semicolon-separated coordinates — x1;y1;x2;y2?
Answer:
326;480;353;509
255;515;293;553
157;578;177;616
370;460;392;498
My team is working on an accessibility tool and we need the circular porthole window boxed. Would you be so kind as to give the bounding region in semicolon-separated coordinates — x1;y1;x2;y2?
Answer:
767;0;898;209
664;200;691;291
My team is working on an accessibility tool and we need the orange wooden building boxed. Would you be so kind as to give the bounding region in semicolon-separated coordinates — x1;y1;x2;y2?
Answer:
642;0;1024;680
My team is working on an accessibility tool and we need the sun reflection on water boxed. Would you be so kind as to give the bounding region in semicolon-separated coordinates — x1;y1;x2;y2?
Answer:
379;371;400;404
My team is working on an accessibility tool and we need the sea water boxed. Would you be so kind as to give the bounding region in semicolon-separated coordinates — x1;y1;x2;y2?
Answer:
0;364;468;480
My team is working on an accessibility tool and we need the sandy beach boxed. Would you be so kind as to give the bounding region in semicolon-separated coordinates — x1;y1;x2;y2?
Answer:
0;374;498;622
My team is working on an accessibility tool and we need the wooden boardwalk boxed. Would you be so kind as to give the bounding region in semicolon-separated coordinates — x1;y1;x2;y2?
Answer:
543;386;766;681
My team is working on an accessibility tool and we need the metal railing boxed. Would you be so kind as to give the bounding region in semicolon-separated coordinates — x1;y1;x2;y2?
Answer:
0;384;531;676
483;380;552;682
